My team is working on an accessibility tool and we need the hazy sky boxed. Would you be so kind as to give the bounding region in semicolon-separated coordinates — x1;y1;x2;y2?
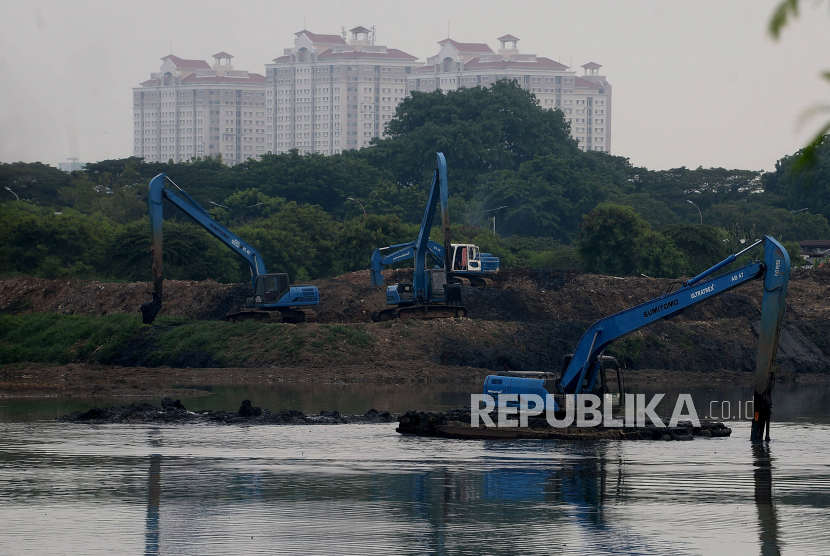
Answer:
2;0;829;172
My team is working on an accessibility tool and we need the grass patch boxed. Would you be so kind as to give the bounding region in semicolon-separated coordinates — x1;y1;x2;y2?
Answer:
146;319;260;367
0;313;142;365
0;314;375;367
265;326;306;356
318;324;375;348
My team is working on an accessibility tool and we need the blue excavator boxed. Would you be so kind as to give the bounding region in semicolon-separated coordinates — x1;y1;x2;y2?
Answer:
369;153;499;321
139;173;319;325
483;235;791;443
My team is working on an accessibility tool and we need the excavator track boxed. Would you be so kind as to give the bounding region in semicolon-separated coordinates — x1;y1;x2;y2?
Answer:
225;308;311;324
451;276;494;288
467;276;494;288
373;304;468;322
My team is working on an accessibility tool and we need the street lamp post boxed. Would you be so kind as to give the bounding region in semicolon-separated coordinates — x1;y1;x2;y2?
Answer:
686;199;702;225
482;205;507;235
4;187;20;202
347;197;366;217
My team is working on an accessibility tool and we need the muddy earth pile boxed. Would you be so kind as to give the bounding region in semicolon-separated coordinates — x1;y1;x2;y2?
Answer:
2;268;827;324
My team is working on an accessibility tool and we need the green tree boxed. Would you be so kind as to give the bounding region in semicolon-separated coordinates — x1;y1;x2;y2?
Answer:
227;150;392;220
362;79;579;197
209;188;286;227
706;203;830;241
661;224;728;274
337;214;420;272
105;218;240;283
606;192;680;230
576;203;687;277
0;162;71;207
477;152;628;240
0;203;116;279
235;202;339;280
765;137;830;224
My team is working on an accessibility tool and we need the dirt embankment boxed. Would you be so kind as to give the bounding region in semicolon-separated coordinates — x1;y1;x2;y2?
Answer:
0;268;828;398
2;268;828;324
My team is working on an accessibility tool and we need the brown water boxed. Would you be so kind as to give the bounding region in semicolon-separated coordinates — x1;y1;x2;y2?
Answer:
1;382;830;555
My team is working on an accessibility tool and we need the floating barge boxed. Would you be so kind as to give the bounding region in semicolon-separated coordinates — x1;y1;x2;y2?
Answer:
396;408;732;441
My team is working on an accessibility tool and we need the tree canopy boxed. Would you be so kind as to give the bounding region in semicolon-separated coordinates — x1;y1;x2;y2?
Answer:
2;78;829;283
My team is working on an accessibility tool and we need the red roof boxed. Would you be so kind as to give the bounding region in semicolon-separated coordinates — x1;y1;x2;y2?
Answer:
295;30;346;44
582;62;602;68
272;55;290;62
463;56;567;70
180;73;266;84
438;38;493;53
213;52;233;58
161;55;211;69
497;34;520;41
140;79;157;86
574;76;599;88
317;48;417;61
799;240;830;248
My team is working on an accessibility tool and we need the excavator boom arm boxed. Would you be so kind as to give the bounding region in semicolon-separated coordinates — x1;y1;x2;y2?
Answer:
141;173;268;324
550;235;789;440
368;153;451;300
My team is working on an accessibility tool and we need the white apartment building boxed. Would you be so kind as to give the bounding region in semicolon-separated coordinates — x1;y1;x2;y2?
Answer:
133;53;267;165
265;27;419;155
407;35;612;152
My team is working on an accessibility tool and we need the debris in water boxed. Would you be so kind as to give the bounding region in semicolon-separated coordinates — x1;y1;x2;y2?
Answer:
59;398;396;425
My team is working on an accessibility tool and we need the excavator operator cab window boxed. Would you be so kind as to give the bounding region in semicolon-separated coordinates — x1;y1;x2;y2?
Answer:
452;245;468;271
468;246;479;269
397;282;414;301
262;273;290;303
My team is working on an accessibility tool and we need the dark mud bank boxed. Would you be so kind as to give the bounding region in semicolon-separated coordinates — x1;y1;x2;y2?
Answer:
60;398;396;425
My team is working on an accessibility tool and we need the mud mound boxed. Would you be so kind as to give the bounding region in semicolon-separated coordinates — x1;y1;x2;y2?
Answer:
60;397;396;425
0;277;246;321
3;267;827;325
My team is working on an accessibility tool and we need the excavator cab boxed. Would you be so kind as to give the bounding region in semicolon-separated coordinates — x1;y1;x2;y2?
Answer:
394;282;415;303
252;273;291;305
451;244;481;272
559;353;625;410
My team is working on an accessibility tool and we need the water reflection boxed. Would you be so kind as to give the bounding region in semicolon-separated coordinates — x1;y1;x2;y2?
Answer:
754;443;781;556
145;454;160;556
2;420;830;554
